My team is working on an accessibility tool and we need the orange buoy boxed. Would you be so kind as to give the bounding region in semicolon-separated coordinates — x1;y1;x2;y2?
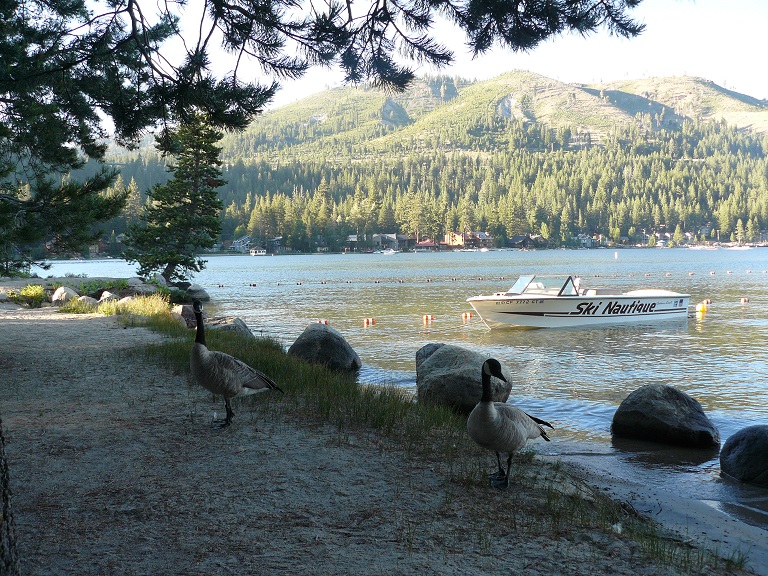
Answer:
363;317;376;326
462;311;473;320
422;314;435;323
317;319;330;325
741;297;750;304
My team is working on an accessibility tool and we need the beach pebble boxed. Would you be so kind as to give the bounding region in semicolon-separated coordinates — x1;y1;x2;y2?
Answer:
611;384;720;448
720;425;768;486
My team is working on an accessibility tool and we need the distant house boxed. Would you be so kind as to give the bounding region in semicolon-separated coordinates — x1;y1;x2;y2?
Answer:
415;239;439;251
230;235;251;253
445;231;494;249
372;233;400;250
574;234;594;249
266;236;283;253
346;234;360;252
444;231;466;247
473;231;494;249
509;234;535;249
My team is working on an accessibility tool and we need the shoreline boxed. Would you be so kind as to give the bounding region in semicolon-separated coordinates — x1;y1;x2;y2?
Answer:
0;304;764;574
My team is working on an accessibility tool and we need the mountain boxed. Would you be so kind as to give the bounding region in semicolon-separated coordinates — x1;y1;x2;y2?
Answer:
216;71;768;162
592;76;768;134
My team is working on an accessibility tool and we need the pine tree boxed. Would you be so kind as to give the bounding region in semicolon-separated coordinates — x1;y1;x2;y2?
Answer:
124;116;224;283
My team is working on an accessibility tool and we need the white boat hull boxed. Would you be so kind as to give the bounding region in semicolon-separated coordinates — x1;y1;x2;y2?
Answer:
468;291;690;329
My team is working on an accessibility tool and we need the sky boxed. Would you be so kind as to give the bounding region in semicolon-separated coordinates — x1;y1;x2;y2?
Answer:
266;0;768;108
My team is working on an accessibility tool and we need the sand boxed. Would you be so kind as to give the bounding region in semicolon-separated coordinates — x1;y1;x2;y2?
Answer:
0;304;758;575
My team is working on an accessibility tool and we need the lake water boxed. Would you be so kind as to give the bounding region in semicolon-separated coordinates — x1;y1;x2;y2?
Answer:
36;248;768;537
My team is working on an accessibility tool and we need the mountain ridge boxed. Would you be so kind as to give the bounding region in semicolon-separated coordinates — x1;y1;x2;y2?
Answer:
216;71;768;162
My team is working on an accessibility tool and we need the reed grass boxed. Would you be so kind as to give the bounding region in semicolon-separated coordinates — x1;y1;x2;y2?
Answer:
120;306;748;575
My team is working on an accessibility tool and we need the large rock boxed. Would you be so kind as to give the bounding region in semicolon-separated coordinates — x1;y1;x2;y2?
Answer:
186;284;210;301
51;286;78;304
127;283;159;296
611;384;720;448
415;343;445;370
720;425;768;486
99;290;117;303
172;304;198;328
287;323;361;372
77;295;99;307
416;344;512;415
206;316;255;339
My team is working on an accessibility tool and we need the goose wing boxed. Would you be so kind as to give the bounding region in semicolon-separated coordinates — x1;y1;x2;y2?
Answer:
496;404;553;441
210;350;283;393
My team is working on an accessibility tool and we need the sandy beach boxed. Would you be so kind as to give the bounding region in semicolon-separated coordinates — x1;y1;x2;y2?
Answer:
0;303;761;575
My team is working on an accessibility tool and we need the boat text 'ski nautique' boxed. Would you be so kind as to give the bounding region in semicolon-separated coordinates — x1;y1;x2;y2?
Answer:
467;275;690;329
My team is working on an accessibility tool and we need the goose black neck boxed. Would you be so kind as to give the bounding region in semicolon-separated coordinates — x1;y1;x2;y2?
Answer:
194;311;206;345
480;372;493;402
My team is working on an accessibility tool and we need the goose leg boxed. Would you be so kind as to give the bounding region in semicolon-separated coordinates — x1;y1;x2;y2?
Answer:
212;398;234;429
490;454;513;490
489;452;506;481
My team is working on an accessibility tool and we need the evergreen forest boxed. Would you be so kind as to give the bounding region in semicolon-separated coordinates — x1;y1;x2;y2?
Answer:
101;71;768;253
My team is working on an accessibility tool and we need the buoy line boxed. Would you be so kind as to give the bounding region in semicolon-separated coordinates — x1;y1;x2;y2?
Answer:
249;269;768;289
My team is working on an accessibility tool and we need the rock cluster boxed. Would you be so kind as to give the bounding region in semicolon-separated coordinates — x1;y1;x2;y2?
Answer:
1;276;210;307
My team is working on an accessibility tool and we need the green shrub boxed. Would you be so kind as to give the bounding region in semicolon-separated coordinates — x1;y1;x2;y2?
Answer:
78;278;129;297
7;284;46;308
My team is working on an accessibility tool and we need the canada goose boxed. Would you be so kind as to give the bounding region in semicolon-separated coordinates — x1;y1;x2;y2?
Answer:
467;358;553;489
191;300;283;428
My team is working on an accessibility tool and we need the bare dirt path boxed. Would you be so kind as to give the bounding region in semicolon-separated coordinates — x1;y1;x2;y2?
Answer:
0;306;751;575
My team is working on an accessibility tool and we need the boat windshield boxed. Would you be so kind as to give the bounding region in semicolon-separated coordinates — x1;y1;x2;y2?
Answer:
507;275;579;296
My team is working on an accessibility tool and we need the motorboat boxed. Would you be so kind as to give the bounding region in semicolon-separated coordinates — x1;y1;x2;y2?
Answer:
467;275;690;329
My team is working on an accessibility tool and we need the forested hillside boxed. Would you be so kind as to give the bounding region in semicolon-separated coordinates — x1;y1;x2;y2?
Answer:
103;72;768;252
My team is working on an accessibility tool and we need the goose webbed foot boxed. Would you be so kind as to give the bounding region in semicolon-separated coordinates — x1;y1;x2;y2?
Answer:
488;469;506;481
490;474;510;490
